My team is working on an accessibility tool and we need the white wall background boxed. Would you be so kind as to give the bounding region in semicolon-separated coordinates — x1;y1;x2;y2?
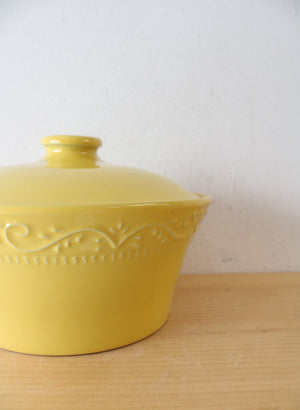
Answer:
0;0;299;273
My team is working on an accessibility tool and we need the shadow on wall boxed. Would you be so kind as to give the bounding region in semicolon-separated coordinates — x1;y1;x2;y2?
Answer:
181;190;300;274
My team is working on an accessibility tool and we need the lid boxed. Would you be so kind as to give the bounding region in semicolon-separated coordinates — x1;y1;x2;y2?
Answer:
0;135;206;207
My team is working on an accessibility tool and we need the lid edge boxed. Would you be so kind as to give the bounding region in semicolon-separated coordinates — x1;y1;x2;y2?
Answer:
0;194;212;214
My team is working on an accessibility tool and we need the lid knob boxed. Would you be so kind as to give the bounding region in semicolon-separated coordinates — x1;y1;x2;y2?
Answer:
42;135;102;168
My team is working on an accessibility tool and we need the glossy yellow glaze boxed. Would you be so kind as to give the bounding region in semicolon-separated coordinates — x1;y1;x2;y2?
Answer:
0;135;200;206
0;136;211;355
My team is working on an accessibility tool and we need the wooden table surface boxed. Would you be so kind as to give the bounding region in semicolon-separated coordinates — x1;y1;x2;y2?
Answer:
0;273;299;410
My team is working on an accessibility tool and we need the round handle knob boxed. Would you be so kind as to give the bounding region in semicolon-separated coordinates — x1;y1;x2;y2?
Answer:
42;135;102;168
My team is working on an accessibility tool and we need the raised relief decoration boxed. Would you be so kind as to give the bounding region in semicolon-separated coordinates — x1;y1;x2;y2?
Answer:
0;208;207;264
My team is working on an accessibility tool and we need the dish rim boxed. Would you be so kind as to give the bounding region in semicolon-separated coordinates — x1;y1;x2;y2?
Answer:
0;194;212;214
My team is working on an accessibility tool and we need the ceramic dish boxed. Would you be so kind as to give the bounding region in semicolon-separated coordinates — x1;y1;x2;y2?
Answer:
0;135;211;355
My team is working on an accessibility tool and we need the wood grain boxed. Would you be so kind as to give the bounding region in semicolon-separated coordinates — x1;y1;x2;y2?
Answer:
0;273;299;410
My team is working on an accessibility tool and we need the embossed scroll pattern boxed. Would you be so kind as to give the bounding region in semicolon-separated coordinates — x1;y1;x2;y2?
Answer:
0;208;207;264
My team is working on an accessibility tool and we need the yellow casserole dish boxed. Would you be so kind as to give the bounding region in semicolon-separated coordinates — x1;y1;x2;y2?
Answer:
0;135;211;355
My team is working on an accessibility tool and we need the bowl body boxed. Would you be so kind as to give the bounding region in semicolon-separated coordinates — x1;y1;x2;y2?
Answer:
0;196;211;355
